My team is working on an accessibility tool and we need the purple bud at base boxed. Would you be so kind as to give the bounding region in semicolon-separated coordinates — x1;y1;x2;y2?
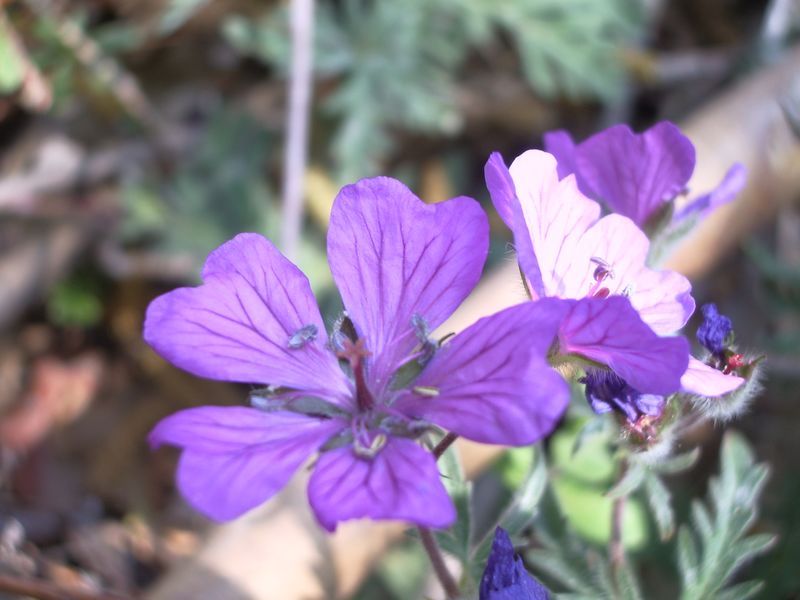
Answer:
697;303;733;357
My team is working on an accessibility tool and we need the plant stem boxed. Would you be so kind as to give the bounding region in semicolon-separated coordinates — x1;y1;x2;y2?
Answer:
610;495;627;569
610;460;628;570
414;431;462;598
280;0;314;261
433;431;458;459
417;526;461;600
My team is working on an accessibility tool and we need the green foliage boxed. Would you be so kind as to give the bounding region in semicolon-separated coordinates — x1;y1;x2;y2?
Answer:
121;110;273;268
223;0;642;181
0;16;26;93
435;442;473;566
677;432;774;600
47;272;103;328
159;0;212;35
527;487;644;599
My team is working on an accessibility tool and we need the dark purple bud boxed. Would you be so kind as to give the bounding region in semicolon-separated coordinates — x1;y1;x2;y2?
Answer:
581;370;665;423
479;527;549;600
696;303;733;356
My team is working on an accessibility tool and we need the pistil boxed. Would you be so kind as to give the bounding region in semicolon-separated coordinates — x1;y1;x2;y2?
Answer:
337;338;376;411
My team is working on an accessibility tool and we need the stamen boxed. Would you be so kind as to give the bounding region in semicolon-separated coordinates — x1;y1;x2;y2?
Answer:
353;432;387;458
288;324;318;349
337;338;376;411
412;385;440;397
587;257;615;298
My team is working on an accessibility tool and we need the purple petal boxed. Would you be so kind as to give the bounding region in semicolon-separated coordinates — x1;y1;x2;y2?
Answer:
681;357;744;396
502;150;601;298
327;177;488;390
558;296;689;395
543;129;579;181
480;527;550;600
307;437;455;531
579;214;695;334
150;407;344;521
576;122;696;226
394;300;569;445
144;234;350;403
484;153;543;298
673;163;747;223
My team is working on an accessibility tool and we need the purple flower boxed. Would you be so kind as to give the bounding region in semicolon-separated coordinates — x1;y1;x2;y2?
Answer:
696;303;732;356
543;122;746;228
145;177;573;530
581;370;664;423
480;527;549;600
485;150;690;396
680;304;744;397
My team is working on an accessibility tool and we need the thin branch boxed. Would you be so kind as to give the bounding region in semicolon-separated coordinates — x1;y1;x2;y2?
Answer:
281;0;315;261
417;526;460;600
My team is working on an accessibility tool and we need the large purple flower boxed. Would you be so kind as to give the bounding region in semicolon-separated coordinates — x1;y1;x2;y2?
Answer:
543;122;746;229
145;177;573;530
485;149;691;411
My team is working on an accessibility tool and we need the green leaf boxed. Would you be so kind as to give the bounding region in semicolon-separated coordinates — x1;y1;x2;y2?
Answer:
159;0;212;35
606;464;645;499
643;473;675;540
714;580;764;600
650;448;701;474
434;441;472;565
614;561;644;600
0;18;25;93
677;432;773;600
470;448;547;579
676;528;699;588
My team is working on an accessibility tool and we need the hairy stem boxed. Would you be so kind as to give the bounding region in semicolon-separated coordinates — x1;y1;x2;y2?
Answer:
610;460;628;571
417;526;460;599
610;495;627;569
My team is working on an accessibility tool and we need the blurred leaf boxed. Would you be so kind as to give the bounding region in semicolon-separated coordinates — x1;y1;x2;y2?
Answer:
224;0;642;181
606;464;645;499
552;476;648;550
160;0;212;35
468;448;547;586
643;472;674;541
677;432;775;600
551;418;615;485
47;273;103;328
434;442;472;566
0;16;26;93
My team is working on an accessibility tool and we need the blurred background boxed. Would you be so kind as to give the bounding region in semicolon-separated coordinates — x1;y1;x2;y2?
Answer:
0;0;798;598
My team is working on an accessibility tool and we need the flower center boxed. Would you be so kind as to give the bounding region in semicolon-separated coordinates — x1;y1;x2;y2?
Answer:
337;338;376;411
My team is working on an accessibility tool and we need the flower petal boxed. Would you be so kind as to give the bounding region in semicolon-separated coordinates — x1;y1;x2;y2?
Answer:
395;300;570;445
578;214;695;334
576;122;696;226
502;150;601;298
543;129;579;181
559;296;689;395
307;437;455;531
327;177;488;390
673;163;747;223
150;407;343;521
144;233;350;403
681;357;744;396
485;153;543;297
